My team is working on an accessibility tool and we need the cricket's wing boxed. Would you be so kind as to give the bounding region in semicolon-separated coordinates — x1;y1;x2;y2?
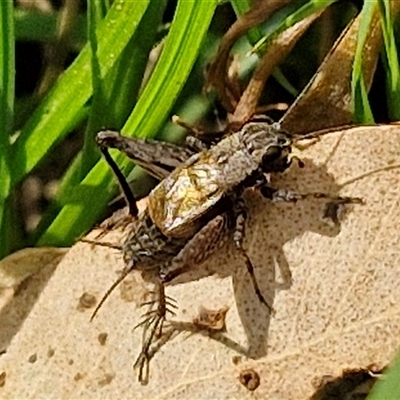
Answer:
148;152;225;238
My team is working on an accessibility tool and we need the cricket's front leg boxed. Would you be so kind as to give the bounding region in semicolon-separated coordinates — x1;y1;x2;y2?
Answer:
260;186;364;225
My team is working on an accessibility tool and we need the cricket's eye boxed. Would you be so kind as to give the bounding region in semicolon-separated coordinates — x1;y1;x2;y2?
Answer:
278;138;289;146
262;146;282;164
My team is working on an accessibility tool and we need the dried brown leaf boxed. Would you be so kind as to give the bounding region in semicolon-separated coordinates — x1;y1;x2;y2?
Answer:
1;125;400;398
281;2;400;134
0;247;67;356
0;247;68;290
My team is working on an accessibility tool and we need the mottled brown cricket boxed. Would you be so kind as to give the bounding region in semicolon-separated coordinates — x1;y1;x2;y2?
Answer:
95;122;293;288
91;120;362;383
91;121;295;381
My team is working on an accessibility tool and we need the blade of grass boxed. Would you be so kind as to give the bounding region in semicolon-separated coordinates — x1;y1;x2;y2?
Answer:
120;1;218;139
11;0;150;189
251;0;338;53
31;1;166;243
89;0;110;22
0;0;16;258
378;0;400;120
351;2;375;123
0;1;14;136
367;351;400;400
74;0;165;185
78;0;166;178
38;0;218;246
79;0;112;178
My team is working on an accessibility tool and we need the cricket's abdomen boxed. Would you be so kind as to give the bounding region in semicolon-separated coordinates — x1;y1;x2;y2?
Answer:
122;211;188;270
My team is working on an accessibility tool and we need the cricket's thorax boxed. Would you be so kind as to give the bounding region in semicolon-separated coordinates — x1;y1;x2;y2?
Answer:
211;122;291;188
122;210;187;270
212;133;261;189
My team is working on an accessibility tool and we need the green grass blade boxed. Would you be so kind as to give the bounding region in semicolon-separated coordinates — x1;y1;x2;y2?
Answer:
121;1;218;139
351;1;375;123
367;351;400;399
0;0;16;258
0;1;15;135
378;0;400;120
231;0;336;97
31;1;166;243
251;0;338;53
38;0;218;246
14;9;58;42
88;0;109;23
79;0;111;178
11;0;150;189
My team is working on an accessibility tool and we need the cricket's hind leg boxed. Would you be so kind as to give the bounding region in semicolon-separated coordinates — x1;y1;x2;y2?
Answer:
96;134;139;218
232;197;274;313
85;231;179;384
157;200;275;313
92;132;142;239
89;132;139;239
86;247;177;384
133;215;229;383
158;214;228;283
133;281;177;384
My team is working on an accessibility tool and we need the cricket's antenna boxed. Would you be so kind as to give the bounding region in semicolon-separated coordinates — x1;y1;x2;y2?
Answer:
80;238;123;251
292;124;358;143
90;265;132;321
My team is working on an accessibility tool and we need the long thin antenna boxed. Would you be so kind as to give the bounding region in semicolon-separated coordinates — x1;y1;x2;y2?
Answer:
80;238;122;251
291;123;369;142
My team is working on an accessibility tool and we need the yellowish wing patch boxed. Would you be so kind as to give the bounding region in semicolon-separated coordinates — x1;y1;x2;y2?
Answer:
148;156;223;238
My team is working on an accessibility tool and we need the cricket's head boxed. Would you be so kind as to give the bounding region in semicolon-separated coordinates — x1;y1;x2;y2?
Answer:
241;121;293;174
